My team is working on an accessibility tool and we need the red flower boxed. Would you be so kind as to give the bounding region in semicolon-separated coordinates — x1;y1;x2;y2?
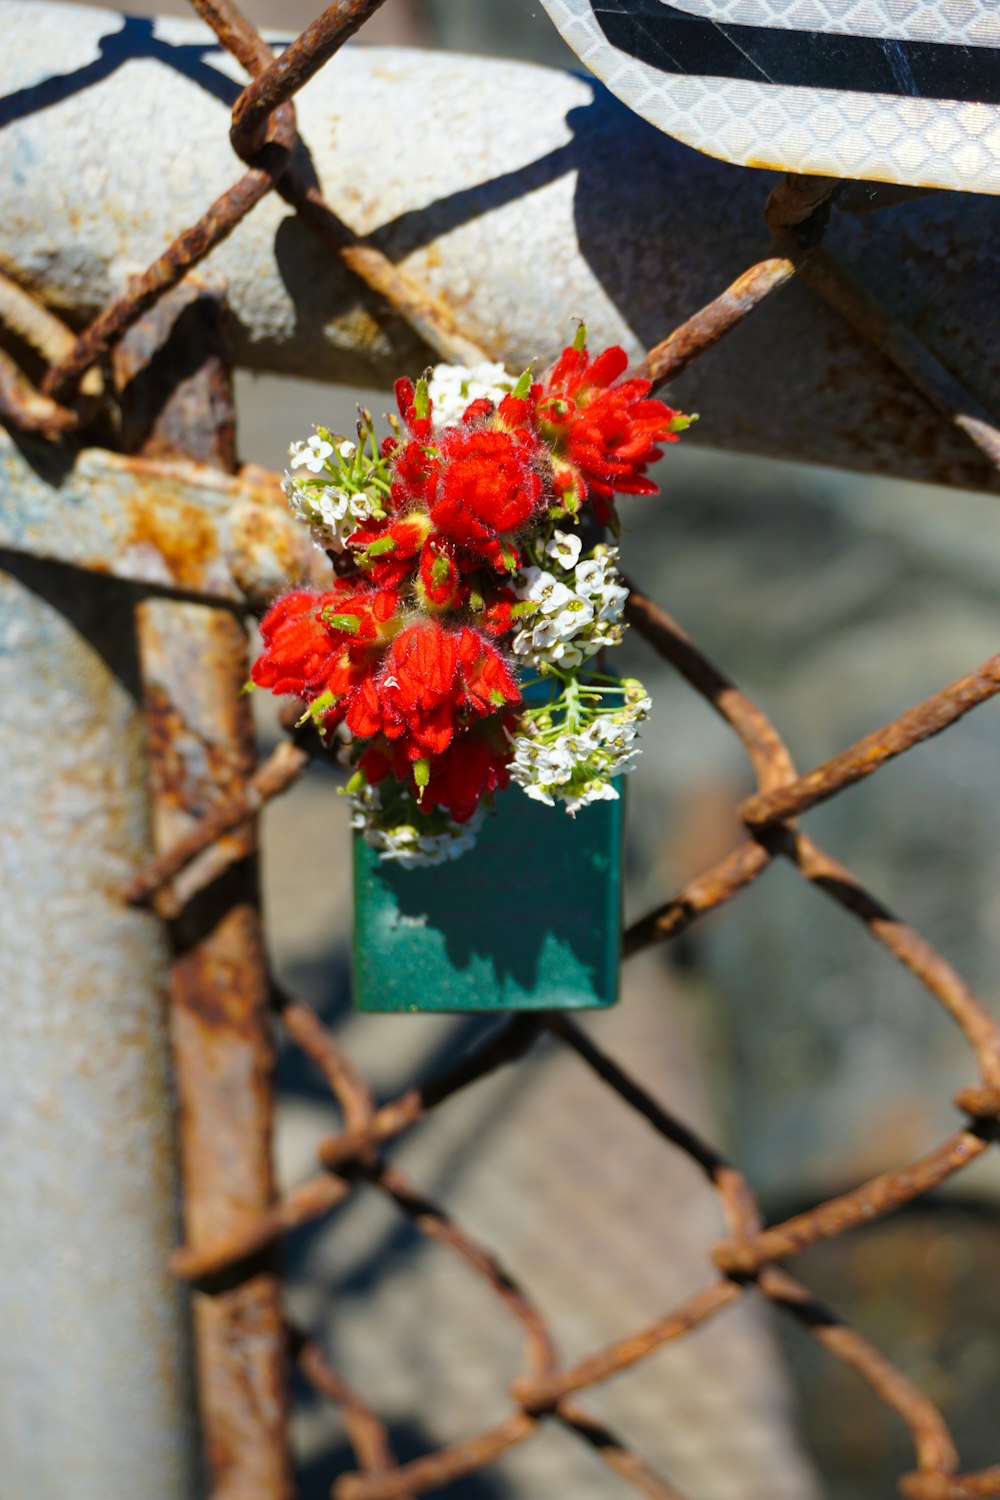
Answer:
342;674;384;741
356;741;393;786
495;391;535;432
394;376;433;443
389;436;437;512
459;397;496;427
419;714;516;823
457;627;519;715
349;513;431;588
361;713;514;823
340;617;519;772
344;620;452;758
324;580;400;643
428;426;545;570
256;341;683;842
534;341;684;522
251;590;341;697
417;539;466;612
376;621;462;757
252;582;401;714
478;588;517;637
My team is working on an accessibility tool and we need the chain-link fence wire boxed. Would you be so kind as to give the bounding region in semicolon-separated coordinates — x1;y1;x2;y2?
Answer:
3;1;1000;1497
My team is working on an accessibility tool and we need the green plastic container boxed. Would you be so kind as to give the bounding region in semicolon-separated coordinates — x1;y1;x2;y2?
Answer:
352;784;623;1013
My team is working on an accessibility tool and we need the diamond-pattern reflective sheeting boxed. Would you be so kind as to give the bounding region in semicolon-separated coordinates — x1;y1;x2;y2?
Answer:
541;0;1000;193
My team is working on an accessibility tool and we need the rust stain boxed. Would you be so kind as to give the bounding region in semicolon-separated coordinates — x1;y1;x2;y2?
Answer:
172;908;267;1038
126;489;218;589
126;283;292;1495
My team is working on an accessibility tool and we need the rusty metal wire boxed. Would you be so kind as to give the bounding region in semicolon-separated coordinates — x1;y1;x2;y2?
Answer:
3;0;1000;1497
123;738;312;910
0;268;103;436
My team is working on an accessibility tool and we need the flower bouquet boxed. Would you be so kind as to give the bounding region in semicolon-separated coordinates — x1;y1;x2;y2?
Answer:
251;331;689;1010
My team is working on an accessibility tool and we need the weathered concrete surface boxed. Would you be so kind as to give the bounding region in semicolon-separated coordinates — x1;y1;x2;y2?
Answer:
0;551;199;1499
2;2;999;491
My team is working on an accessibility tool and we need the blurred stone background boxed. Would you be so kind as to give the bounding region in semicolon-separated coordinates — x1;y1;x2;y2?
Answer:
50;1;1000;1495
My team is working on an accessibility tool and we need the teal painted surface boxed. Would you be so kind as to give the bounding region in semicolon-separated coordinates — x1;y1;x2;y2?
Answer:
353;785;623;1012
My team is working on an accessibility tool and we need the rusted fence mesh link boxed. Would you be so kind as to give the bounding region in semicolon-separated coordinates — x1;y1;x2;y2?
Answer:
2;0;1000;1497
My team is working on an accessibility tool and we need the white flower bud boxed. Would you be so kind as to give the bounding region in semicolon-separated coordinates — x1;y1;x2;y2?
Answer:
350;781;485;868
426;361;516;429
508;680;651;814
546;529;583;569
289;434;334;473
511;543;628;671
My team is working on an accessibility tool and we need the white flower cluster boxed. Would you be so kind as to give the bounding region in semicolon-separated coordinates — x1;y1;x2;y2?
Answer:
426;360;515;429
349;782;485;868
509;679;651;815
511;532;629;671
283;435;383;550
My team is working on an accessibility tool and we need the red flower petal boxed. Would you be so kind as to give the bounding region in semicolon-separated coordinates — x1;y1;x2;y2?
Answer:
534;340;686;517
428;427;545;557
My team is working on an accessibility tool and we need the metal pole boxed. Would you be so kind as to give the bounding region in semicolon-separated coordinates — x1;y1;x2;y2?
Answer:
120;281;294;1499
2;1;999;490
0;279;307;1499
0;548;199;1498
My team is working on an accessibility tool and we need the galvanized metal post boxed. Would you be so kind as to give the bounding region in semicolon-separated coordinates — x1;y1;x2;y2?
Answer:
120;282;294;1500
0;550;199;1497
138;601;293;1500
0;274;296;1498
4;2;1000;492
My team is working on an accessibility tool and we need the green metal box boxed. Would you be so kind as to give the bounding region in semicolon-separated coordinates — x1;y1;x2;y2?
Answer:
352;785;623;1013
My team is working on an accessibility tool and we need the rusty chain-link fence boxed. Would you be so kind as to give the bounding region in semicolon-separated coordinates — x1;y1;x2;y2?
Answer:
3;1;1000;1497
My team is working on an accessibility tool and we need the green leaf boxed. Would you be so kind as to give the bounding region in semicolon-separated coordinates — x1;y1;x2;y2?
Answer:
297;689;337;727
550;483;581;521
413;757;431;801
512;362;535;399
414;377;430;421
321;611;362;634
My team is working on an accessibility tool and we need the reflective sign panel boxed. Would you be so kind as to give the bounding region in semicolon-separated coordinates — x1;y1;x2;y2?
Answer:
541;0;1000;193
